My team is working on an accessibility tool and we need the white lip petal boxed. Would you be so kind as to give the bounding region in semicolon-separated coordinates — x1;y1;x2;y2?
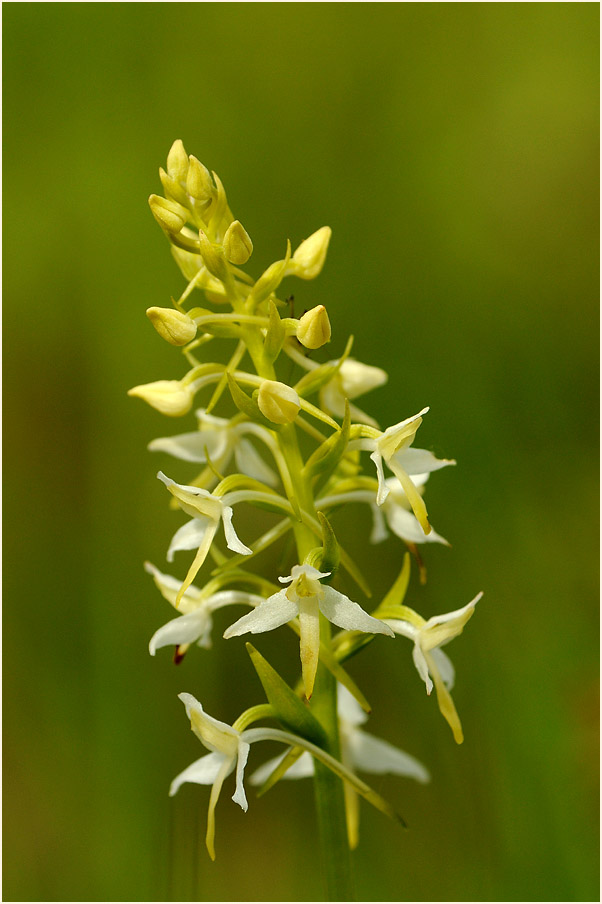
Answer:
169;752;227;796
319;586;394;636
223;590;299;638
149;608;211;655
167;518;209;562
346;729;430;783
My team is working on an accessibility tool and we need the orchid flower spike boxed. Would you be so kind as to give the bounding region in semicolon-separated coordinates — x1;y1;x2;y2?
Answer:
383;593;483;744
251;684;429;848
224;564;394;698
158;472;252;608
145;563;264;656
350;408;454;534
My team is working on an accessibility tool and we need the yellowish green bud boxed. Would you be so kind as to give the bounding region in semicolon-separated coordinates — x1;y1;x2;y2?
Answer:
297;305;331;349
149;194;188;233
223;220;253;265
128;379;194;416
146;307;198;346
159;167;189;206
291;226;332;280
186;156;214;202
166;139;189;182
198;231;228;281
257;380;301;425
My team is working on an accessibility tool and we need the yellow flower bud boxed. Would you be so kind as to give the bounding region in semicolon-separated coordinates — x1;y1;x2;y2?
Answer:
146;307;198;346
149;195;188;233
166;139;189;182
291;226;332;280
257;380;301;425
296;305;331;349
223;220;253;265
128;380;193;416
186;156;214;202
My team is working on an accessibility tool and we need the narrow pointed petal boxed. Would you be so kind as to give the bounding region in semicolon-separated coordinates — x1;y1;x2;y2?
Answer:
298;596;321;698
221;506;252;555
347;729;430;782
169;752;226;796
425;652;464;744
149;608;211;655
232;741;251;811
175;523;218;608
412;643;434;694
369;450;390;505
395;446;455;475
319;586;394;636
167;518;209;562
223;591;299;638
206;758;234;861
387;458;431;534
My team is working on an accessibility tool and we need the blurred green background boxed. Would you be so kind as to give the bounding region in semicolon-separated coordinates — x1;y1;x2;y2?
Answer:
3;4;599;902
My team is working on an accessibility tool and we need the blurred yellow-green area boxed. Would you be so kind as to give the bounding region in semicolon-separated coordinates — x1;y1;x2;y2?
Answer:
3;4;599;902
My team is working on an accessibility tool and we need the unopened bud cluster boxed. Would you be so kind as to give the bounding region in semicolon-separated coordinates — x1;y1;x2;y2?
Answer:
130;141;481;864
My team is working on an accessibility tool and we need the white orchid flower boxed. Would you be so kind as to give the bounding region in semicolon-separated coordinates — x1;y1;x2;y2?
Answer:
317;473;449;548
383;593;482;744
319;358;388;427
171;692;404;860
149;409;278;488
251;684;429;847
158;472;253;608
145;563;264;656
169;693;253;861
224;564;394;698
349;408;454;534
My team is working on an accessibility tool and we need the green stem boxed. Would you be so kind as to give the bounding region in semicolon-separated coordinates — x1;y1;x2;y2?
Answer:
310;620;354;901
244;319;353;899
